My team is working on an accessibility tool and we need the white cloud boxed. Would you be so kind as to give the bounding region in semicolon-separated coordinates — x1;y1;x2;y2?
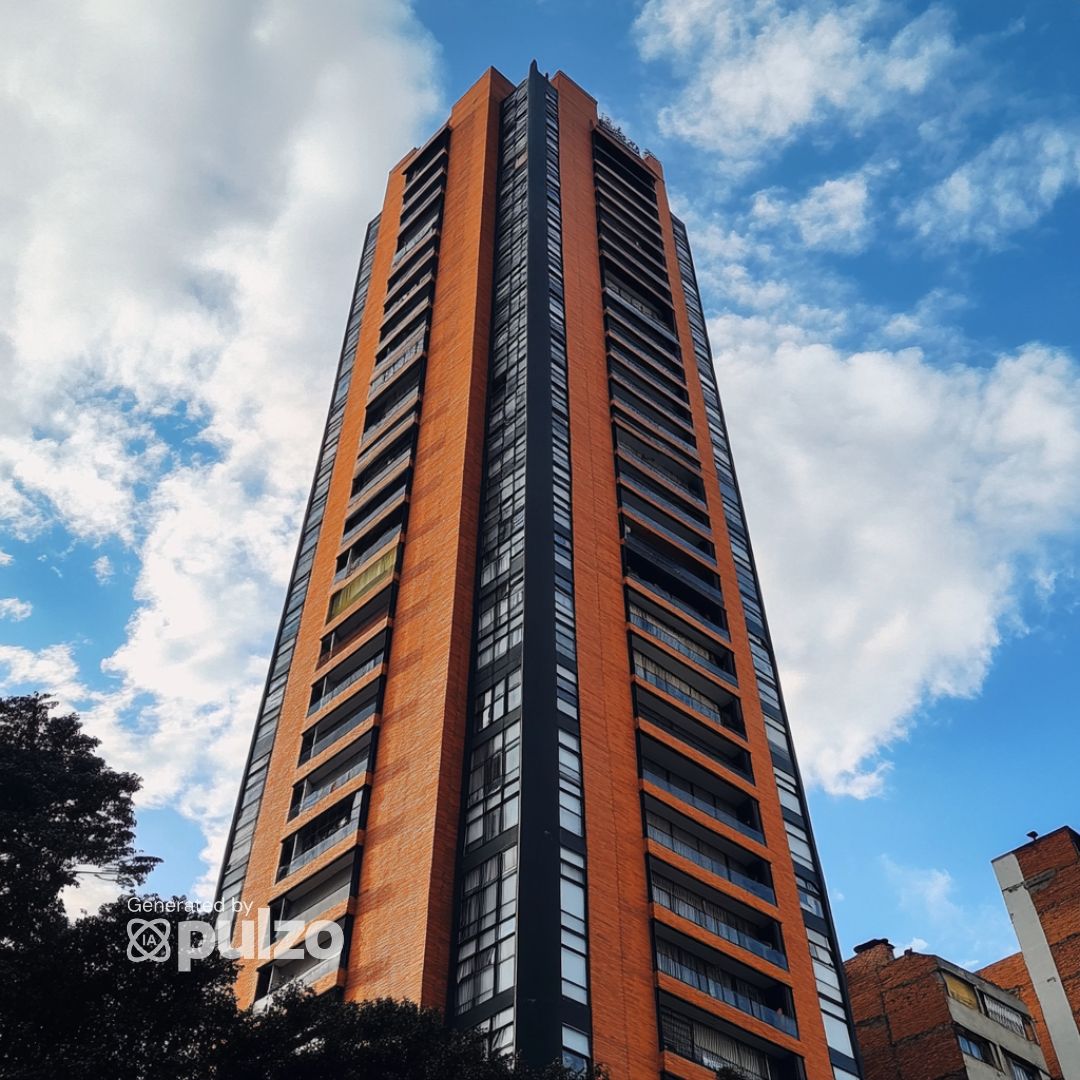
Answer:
61;874;124;921
904;122;1080;248
0;643;88;712
635;0;957;169
92;555;114;584
0;2;441;895
711;322;1080;795
0;597;32;621
880;856;1014;967
0;550;12;566
752;170;875;252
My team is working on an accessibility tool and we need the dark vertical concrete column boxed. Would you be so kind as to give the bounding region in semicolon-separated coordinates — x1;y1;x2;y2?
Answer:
514;61;565;1068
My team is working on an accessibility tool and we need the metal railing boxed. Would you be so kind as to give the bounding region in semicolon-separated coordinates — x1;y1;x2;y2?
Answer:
657;950;797;1036
300;700;376;764
646;822;774;903
277;816;360;881
630;608;737;687
642;765;762;843
307;651;383;717
653;883;787;969
295;760;369;816
626;572;729;641
635;663;731;732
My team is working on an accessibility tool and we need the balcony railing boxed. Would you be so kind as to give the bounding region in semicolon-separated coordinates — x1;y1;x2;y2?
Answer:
656;948;797;1036
653;885;787;969
618;444;703;504
253;953;343;1012
340;490;407;547
300;700;376;765
627;572;728;640
622;478;709;537
295;760;369;816
308;651;383;717
624;500;713;562
624;534;720;601
630;608;736;687
643;765;762;844
278;817;360;881
646;822;774;903
635;662;732;733
612;393;698;457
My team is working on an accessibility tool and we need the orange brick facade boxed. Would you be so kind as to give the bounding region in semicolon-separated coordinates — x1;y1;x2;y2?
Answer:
217;63;862;1079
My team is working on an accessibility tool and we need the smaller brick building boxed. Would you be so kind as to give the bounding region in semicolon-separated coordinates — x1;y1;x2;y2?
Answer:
844;939;1050;1080
979;827;1080;1080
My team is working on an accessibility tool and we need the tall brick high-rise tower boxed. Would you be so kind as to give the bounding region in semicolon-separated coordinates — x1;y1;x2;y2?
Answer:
216;64;863;1080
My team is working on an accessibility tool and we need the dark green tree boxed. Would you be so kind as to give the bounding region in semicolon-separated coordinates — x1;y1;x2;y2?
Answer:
0;693;158;945
0;896;238;1080
216;989;607;1080
0;693;605;1080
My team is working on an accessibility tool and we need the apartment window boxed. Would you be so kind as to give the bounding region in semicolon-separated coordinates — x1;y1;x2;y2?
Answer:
1007;1057;1042;1080
474;1007;515;1057
476;668;522;731
820;1001;854;1058
796;873;825;917
784;820;815;870
561;1026;591;1072
290;742;370;818
278;794;362;881
806;928;842;996
307;633;386;716
459;847;517;941
560;848;589;1003
958;1028;997;1065
944;971;979;1009
982;993;1032;1039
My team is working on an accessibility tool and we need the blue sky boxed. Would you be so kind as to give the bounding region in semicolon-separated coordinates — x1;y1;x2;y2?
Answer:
1;0;1078;971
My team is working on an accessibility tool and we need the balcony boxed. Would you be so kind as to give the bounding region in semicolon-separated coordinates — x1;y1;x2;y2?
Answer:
307;633;386;717
645;811;775;904
636;691;748;779
611;377;696;447
635;661;734;736
659;1006;785;1080
340;485;407;548
623;527;721;599
625;567;728;644
277;797;363;882
629;604;736;687
299;695;377;765
291;744;370;817
656;938;797;1037
621;478;711;541
334;518;402;584
272;852;355;934
350;448;411;506
642;750;762;844
609;341;688;403
652;872;787;970
611;362;693;432
614;427;705;501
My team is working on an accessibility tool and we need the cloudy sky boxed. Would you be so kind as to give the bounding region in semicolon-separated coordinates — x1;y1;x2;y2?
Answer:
2;0;1077;969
